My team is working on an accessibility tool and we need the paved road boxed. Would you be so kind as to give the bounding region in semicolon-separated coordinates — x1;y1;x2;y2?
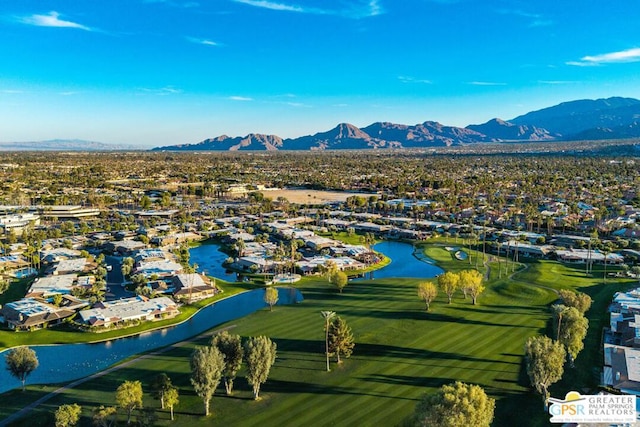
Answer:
104;255;134;300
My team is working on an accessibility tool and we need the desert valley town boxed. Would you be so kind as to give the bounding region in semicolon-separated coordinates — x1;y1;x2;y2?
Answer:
1;1;640;426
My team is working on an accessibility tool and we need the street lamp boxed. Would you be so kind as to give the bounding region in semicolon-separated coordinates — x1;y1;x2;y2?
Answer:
321;310;336;372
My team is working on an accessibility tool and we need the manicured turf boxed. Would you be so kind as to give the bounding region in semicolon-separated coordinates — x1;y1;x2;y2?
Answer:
1;244;635;426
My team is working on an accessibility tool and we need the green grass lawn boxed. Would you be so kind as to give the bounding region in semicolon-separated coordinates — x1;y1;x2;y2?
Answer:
1;244;635;427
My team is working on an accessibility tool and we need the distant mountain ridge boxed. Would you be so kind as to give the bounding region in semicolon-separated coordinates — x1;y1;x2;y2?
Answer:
466;118;556;141
153;96;640;151
0;139;135;151
510;97;640;136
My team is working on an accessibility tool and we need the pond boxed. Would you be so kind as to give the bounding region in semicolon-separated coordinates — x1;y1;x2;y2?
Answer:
189;242;237;280
360;241;444;279
0;287;303;394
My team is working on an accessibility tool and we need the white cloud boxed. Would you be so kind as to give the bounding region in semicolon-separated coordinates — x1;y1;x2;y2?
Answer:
467;81;507;86
496;8;551;28
283;102;309;108
140;86;182;95
232;0;383;19
228;96;253;101
398;75;432;84
233;0;306;13
567;48;640;66
529;19;552;28
537;80;576;85
18;11;92;31
145;0;199;7
186;36;220;46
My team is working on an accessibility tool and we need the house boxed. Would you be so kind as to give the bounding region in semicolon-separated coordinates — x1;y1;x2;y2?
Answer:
134;259;183;278
304;236;336;251
79;296;179;328
40;248;82;264
105;239;147;255
172;273;218;301
133;248;168;263
322;219;354;229
26;274;78;297
353;222;392;233
0;213;40;234
51;258;89;275
603;345;640;396
37;205;100;220
498;241;554;259
555;248;624;264
235;256;275;272
0;297;79;331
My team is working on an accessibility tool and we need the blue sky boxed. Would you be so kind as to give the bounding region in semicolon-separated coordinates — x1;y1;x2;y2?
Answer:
1;0;640;147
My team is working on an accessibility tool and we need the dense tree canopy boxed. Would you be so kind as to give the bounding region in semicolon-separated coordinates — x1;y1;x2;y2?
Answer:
414;381;495;427
54;403;81;427
5;346;39;391
438;272;459;304
211;331;244;396
264;287;279;311
328;316;355;364
459;270;485;305
558;289;592;314
115;380;143;425
190;345;225;416
244;336;277;400
418;282;438;311
524;336;566;407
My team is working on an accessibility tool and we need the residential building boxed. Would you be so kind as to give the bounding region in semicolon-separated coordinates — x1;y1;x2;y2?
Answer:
79;296;179;328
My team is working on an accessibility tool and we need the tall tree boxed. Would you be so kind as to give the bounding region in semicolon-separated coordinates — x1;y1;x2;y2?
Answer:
551;304;569;342
417;281;438;311
164;386;179;421
211;331;244;396
115;380;143;425
459;269;485;305
5;346;39;391
244;336;277;400
556;307;589;366
558;289;592;314
328;316;355;364
150;373;172;409
330;270;348;293
524;336;565;408
414;381;495;427
92;405;117;427
190;345;224;416
54;403;81;427
438;271;459;304
321;311;336;372
264;287;279;311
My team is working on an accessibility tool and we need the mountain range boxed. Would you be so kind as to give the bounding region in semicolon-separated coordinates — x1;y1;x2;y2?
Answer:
0;139;135;151
152;97;640;151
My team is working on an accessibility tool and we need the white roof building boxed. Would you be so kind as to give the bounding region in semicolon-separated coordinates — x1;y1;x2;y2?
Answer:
79;296;178;327
27;274;78;297
135;259;183;277
52;258;87;275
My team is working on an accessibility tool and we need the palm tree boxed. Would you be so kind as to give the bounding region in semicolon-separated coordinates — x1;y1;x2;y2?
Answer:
321;311;336;372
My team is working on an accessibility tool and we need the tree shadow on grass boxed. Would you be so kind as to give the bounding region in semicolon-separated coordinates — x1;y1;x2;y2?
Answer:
271;337;522;367
261;378;423;401
338;308;540;328
359;374;462;390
